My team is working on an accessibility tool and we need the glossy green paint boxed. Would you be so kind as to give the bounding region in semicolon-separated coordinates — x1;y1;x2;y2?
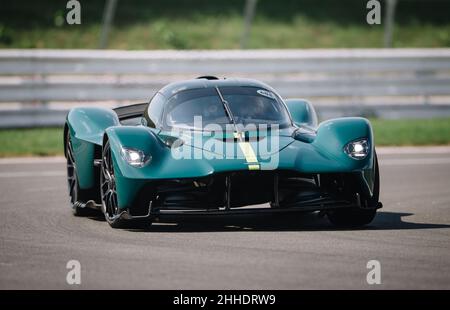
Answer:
68;134;96;189
285;98;318;127
107;118;373;178
103;117;374;209
66;107;120;189
67;107;120;145
66;103;375;209
310;117;374;171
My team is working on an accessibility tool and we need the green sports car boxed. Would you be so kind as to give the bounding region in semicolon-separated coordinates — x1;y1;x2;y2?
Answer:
64;76;381;228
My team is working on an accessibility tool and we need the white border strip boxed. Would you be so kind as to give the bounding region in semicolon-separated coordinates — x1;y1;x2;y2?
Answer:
0;171;65;178
376;146;450;155
0;156;66;164
381;158;450;166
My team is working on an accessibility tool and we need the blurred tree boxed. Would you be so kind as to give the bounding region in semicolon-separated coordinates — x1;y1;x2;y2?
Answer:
1;0;450;29
99;0;118;48
240;0;258;49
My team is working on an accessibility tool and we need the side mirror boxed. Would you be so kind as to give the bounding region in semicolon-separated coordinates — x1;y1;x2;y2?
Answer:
285;98;318;128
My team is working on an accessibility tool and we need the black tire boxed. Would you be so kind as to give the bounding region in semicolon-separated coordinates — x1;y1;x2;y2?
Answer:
327;151;380;228
66;131;91;216
100;140;127;228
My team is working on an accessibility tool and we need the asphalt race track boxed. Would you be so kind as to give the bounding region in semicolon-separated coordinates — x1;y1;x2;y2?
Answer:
1;148;450;289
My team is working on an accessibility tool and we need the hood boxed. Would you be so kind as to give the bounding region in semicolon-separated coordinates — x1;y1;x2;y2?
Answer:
158;127;296;170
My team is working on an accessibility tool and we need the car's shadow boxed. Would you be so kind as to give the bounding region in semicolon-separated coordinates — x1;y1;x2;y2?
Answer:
85;210;450;233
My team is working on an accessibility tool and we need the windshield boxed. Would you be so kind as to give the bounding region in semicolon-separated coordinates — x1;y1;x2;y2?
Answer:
220;86;291;127
164;88;229;129
163;86;291;129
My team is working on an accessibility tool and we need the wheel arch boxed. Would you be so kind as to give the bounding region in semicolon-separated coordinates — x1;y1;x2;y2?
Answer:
313;117;375;169
65;107;120;195
102;126;165;209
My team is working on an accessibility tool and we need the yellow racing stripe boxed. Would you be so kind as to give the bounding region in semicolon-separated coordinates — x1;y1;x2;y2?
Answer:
234;132;260;170
248;164;261;170
238;141;258;163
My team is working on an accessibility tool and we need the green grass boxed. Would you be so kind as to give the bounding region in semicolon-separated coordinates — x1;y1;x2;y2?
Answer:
2;0;450;49
2;15;450;49
370;118;450;146
0;128;63;157
0;118;449;157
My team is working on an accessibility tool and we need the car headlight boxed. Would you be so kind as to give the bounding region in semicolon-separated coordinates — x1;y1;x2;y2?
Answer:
120;147;151;167
344;139;369;160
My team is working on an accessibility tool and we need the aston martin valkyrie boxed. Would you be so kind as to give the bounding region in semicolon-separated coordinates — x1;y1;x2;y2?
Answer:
64;76;381;228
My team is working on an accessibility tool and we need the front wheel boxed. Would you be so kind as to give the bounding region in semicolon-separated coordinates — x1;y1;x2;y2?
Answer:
327;151;380;228
100;140;127;228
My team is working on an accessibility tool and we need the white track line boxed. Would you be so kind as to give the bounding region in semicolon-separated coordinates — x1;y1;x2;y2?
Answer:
0;157;66;164
376;146;450;155
380;157;450;166
0;171;65;178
